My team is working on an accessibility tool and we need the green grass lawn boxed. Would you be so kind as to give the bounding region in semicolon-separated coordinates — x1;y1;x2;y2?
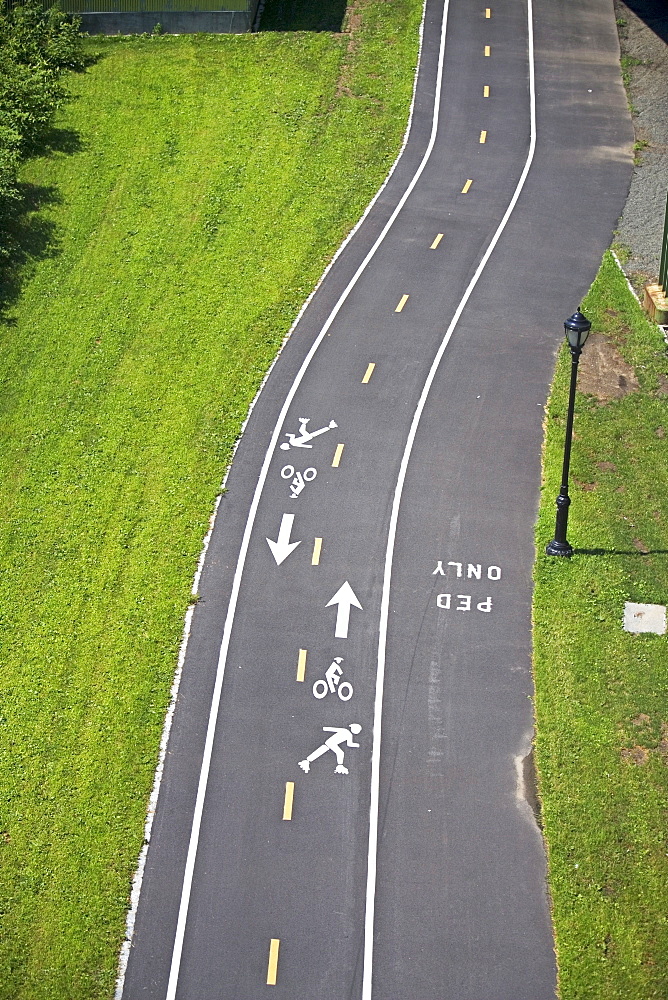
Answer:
0;4;422;996
534;252;668;998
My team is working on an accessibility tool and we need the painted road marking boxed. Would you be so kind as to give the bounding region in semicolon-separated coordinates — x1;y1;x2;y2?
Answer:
326;581;363;638
362;362;375;383
298;724;362;776
485;7;491;16
363;0;537;994
480;130;487;143
430;233;444;249
461;179;473;194
266;939;280;985
296;648;307;682
280;464;317;498
266;513;302;565
332;443;344;468
161;0;536;993
312;537;322;566
483;84;490;97
282;783;294;821
312;657;353;702
395;294;409;312
485;45;491;56
280;417;337;451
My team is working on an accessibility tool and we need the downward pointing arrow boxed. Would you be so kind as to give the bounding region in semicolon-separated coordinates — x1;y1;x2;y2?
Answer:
326;581;363;638
266;513;302;565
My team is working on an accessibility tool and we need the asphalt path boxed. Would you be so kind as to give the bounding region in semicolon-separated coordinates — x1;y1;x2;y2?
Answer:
121;1;633;997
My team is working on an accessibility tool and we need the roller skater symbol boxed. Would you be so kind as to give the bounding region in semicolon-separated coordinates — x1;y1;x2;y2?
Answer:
280;417;337;451
298;724;361;775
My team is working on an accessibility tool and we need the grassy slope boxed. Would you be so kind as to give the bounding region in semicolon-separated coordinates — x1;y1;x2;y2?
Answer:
0;5;422;996
534;252;668;998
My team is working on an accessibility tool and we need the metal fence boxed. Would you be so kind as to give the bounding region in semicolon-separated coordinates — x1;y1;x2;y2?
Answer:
2;0;252;13
59;0;249;10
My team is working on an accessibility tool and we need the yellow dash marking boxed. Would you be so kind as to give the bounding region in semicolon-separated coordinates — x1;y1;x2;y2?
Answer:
332;443;344;468
312;537;322;566
485;7;491;17
267;939;280;985
296;648;307;682
483;85;490;97
461;179;473;194
395;294;409;313
362;362;375;383
479;130;487;143
485;45;491;56
283;782;294;821
430;233;444;249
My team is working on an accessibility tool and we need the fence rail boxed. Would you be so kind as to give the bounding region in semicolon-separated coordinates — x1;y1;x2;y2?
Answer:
3;0;251;11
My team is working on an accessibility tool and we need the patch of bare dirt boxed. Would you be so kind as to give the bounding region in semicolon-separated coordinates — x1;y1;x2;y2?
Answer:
621;745;650;765
578;333;640;401
658;723;668;761
597;460;618;472
335;0;365;98
632;713;652;726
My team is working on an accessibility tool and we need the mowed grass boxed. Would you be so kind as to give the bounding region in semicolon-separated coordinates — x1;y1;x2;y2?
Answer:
534;252;668;998
0;6;422;997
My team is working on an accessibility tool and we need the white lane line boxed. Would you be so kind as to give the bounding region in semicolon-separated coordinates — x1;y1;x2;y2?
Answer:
163;1;452;995
361;0;536;995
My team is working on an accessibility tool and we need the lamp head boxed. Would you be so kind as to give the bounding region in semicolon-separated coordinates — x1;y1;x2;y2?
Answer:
564;308;591;351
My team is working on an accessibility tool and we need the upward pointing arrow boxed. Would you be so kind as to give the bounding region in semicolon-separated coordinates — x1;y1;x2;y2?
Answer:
266;513;302;565
326;581;363;638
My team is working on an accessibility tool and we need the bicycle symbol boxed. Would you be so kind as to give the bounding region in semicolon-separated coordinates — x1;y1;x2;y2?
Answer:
312;657;353;702
281;464;317;498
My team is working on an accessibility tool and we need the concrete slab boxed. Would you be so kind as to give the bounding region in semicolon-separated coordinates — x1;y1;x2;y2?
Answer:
624;601;667;634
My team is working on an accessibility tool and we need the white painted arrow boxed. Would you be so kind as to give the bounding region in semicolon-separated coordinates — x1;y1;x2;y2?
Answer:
266;513;302;565
326;582;363;638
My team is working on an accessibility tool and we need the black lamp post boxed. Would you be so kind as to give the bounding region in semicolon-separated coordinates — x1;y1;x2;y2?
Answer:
546;308;592;557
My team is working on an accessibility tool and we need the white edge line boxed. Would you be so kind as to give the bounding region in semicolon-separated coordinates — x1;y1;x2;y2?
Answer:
114;2;431;997
610;248;641;303
362;0;536;995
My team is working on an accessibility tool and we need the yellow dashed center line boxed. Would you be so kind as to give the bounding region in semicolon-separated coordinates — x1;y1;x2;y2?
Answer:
483;85;490;97
362;362;375;383
484;44;491;56
479;130;487;143
332;443;344;468
312;537;322;565
296;648;307;682
395;294;409;312
267;939;280;985
282;782;294;821
461;179;473;194
430;233;444;249
485;7;491;17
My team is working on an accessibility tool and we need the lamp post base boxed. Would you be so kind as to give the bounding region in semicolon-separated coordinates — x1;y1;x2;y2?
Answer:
545;538;573;557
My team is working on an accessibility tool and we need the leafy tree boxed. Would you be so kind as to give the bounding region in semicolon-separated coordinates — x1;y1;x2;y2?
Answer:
0;0;83;254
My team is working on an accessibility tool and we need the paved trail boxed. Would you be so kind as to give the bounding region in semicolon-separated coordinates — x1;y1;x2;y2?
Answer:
121;1;632;997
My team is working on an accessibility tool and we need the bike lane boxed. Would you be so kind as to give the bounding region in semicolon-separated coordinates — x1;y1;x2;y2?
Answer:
120;0;633;998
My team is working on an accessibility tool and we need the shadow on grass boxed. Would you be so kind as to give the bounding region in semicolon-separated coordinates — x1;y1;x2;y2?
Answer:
0;183;63;323
260;0;347;31
575;548;668;556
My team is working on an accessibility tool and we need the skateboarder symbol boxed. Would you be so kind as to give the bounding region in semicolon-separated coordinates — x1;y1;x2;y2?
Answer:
280;417;337;451
298;724;361;775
